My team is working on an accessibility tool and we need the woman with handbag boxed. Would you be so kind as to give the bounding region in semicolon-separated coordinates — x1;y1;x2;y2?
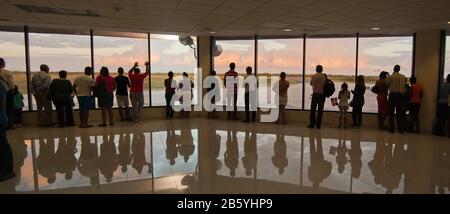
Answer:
351;75;366;128
95;67;116;127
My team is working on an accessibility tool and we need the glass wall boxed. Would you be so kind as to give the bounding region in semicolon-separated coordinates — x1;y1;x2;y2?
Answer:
94;34;149;107
29;32;91;109
445;36;450;80
150;35;198;106
214;39;255;107
305;37;356;111
257;38;303;109
358;36;413;113
0;31;28;110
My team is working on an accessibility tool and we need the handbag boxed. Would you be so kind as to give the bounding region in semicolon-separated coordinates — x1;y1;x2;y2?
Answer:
371;85;379;94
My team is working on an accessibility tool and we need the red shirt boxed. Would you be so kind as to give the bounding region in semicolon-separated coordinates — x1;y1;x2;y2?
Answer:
410;83;422;103
95;75;115;93
129;71;149;93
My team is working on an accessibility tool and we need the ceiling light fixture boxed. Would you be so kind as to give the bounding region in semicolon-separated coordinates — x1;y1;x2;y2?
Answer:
283;28;292;32
209;31;216;34
371;27;381;31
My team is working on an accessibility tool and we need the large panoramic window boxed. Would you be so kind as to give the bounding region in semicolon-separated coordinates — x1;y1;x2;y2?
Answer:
150;35;198;106
257;38;303;109
214;39;255;107
0;31;28;110
305;37;356;111
94;33;149;107
445;36;450;80
29;32;91;109
358;36;413;113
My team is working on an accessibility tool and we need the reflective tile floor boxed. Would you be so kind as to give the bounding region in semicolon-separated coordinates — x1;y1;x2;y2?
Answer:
1;119;449;194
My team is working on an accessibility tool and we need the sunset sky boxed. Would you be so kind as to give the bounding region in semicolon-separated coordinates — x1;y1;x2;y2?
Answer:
0;31;447;78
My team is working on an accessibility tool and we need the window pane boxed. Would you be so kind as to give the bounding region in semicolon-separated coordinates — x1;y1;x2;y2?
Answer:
0;31;28;110
258;38;303;109
214;39;255;107
94;35;149;107
29;33;91;110
150;35;198;106
305;38;356;111
445;36;450;80
359;37;413;113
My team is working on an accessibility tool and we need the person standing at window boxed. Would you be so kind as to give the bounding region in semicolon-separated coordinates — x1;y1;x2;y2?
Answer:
352;75;366;128
31;64;53;127
385;65;407;133
178;72;194;119
164;71;176;120
128;62;150;122
273;72;289;125
243;66;257;123
224;63;239;120
375;71;389;130
408;76;423;133
308;65;326;129
73;66;95;128
207;70;220;119
338;82;350;129
433;74;450;136
114;67;131;121
95;67;116;127
0;58;15;130
0;75;14;182
47;70;75;128
12;85;24;128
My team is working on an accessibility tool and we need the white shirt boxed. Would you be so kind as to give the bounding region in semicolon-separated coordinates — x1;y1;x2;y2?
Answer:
74;75;94;97
31;71;52;93
243;74;257;92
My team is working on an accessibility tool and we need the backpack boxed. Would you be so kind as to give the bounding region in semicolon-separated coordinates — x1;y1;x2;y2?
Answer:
323;76;335;98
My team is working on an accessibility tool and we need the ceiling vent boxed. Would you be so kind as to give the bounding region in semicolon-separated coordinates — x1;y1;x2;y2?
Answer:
14;4;101;17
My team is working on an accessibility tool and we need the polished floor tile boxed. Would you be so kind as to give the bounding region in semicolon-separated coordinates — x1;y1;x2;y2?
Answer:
1;119;449;194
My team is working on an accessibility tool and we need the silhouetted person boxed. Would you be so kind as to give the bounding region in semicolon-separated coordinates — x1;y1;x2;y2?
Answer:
77;135;99;186
207;70;220;119
433;74;450;136
243;66;257;123
0;74;14;182
351;75;366;128
224;130;239;177
31;64;53;127
98;133;118;183
385;65;407;133
114;67;131;121
166;128;178;166
95;67;116;126
272;134;288;175
374;71;389;130
131;132;151;174
368;142;387;188
0;58;15;129
128;62;150;122
36;137;57;184
73;66;95;128
308;131;332;189
48;70;75;128
118;133;132;173
225;63;239;120
336;140;348;174
308;65;326;129
54;136;77;180
178;72;194;118
164;71;176;120
349;133;363;179
242;130;257;176
273;72;290;124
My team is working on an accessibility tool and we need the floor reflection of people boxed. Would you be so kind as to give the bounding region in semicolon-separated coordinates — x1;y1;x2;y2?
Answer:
131;132;151;174
349;133;362;179
98;133;118;183
178;124;195;163
166;128;178;166
308;131;332;189
36;137;57;184
336;139;348;174
242;130;257;176
432;142;450;194
272;134;288;175
54;136;77;180
77;135;99;186
118;133;132;173
224;130;239;177
211;132;222;174
11;136;27;185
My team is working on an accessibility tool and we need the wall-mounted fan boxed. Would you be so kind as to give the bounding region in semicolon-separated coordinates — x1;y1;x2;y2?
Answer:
179;36;197;59
213;44;222;57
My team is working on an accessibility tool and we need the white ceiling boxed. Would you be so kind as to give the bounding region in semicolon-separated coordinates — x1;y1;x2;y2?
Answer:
0;0;449;36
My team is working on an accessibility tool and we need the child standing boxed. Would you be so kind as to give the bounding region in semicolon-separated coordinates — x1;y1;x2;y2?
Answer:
12;85;24;128
338;82;350;128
